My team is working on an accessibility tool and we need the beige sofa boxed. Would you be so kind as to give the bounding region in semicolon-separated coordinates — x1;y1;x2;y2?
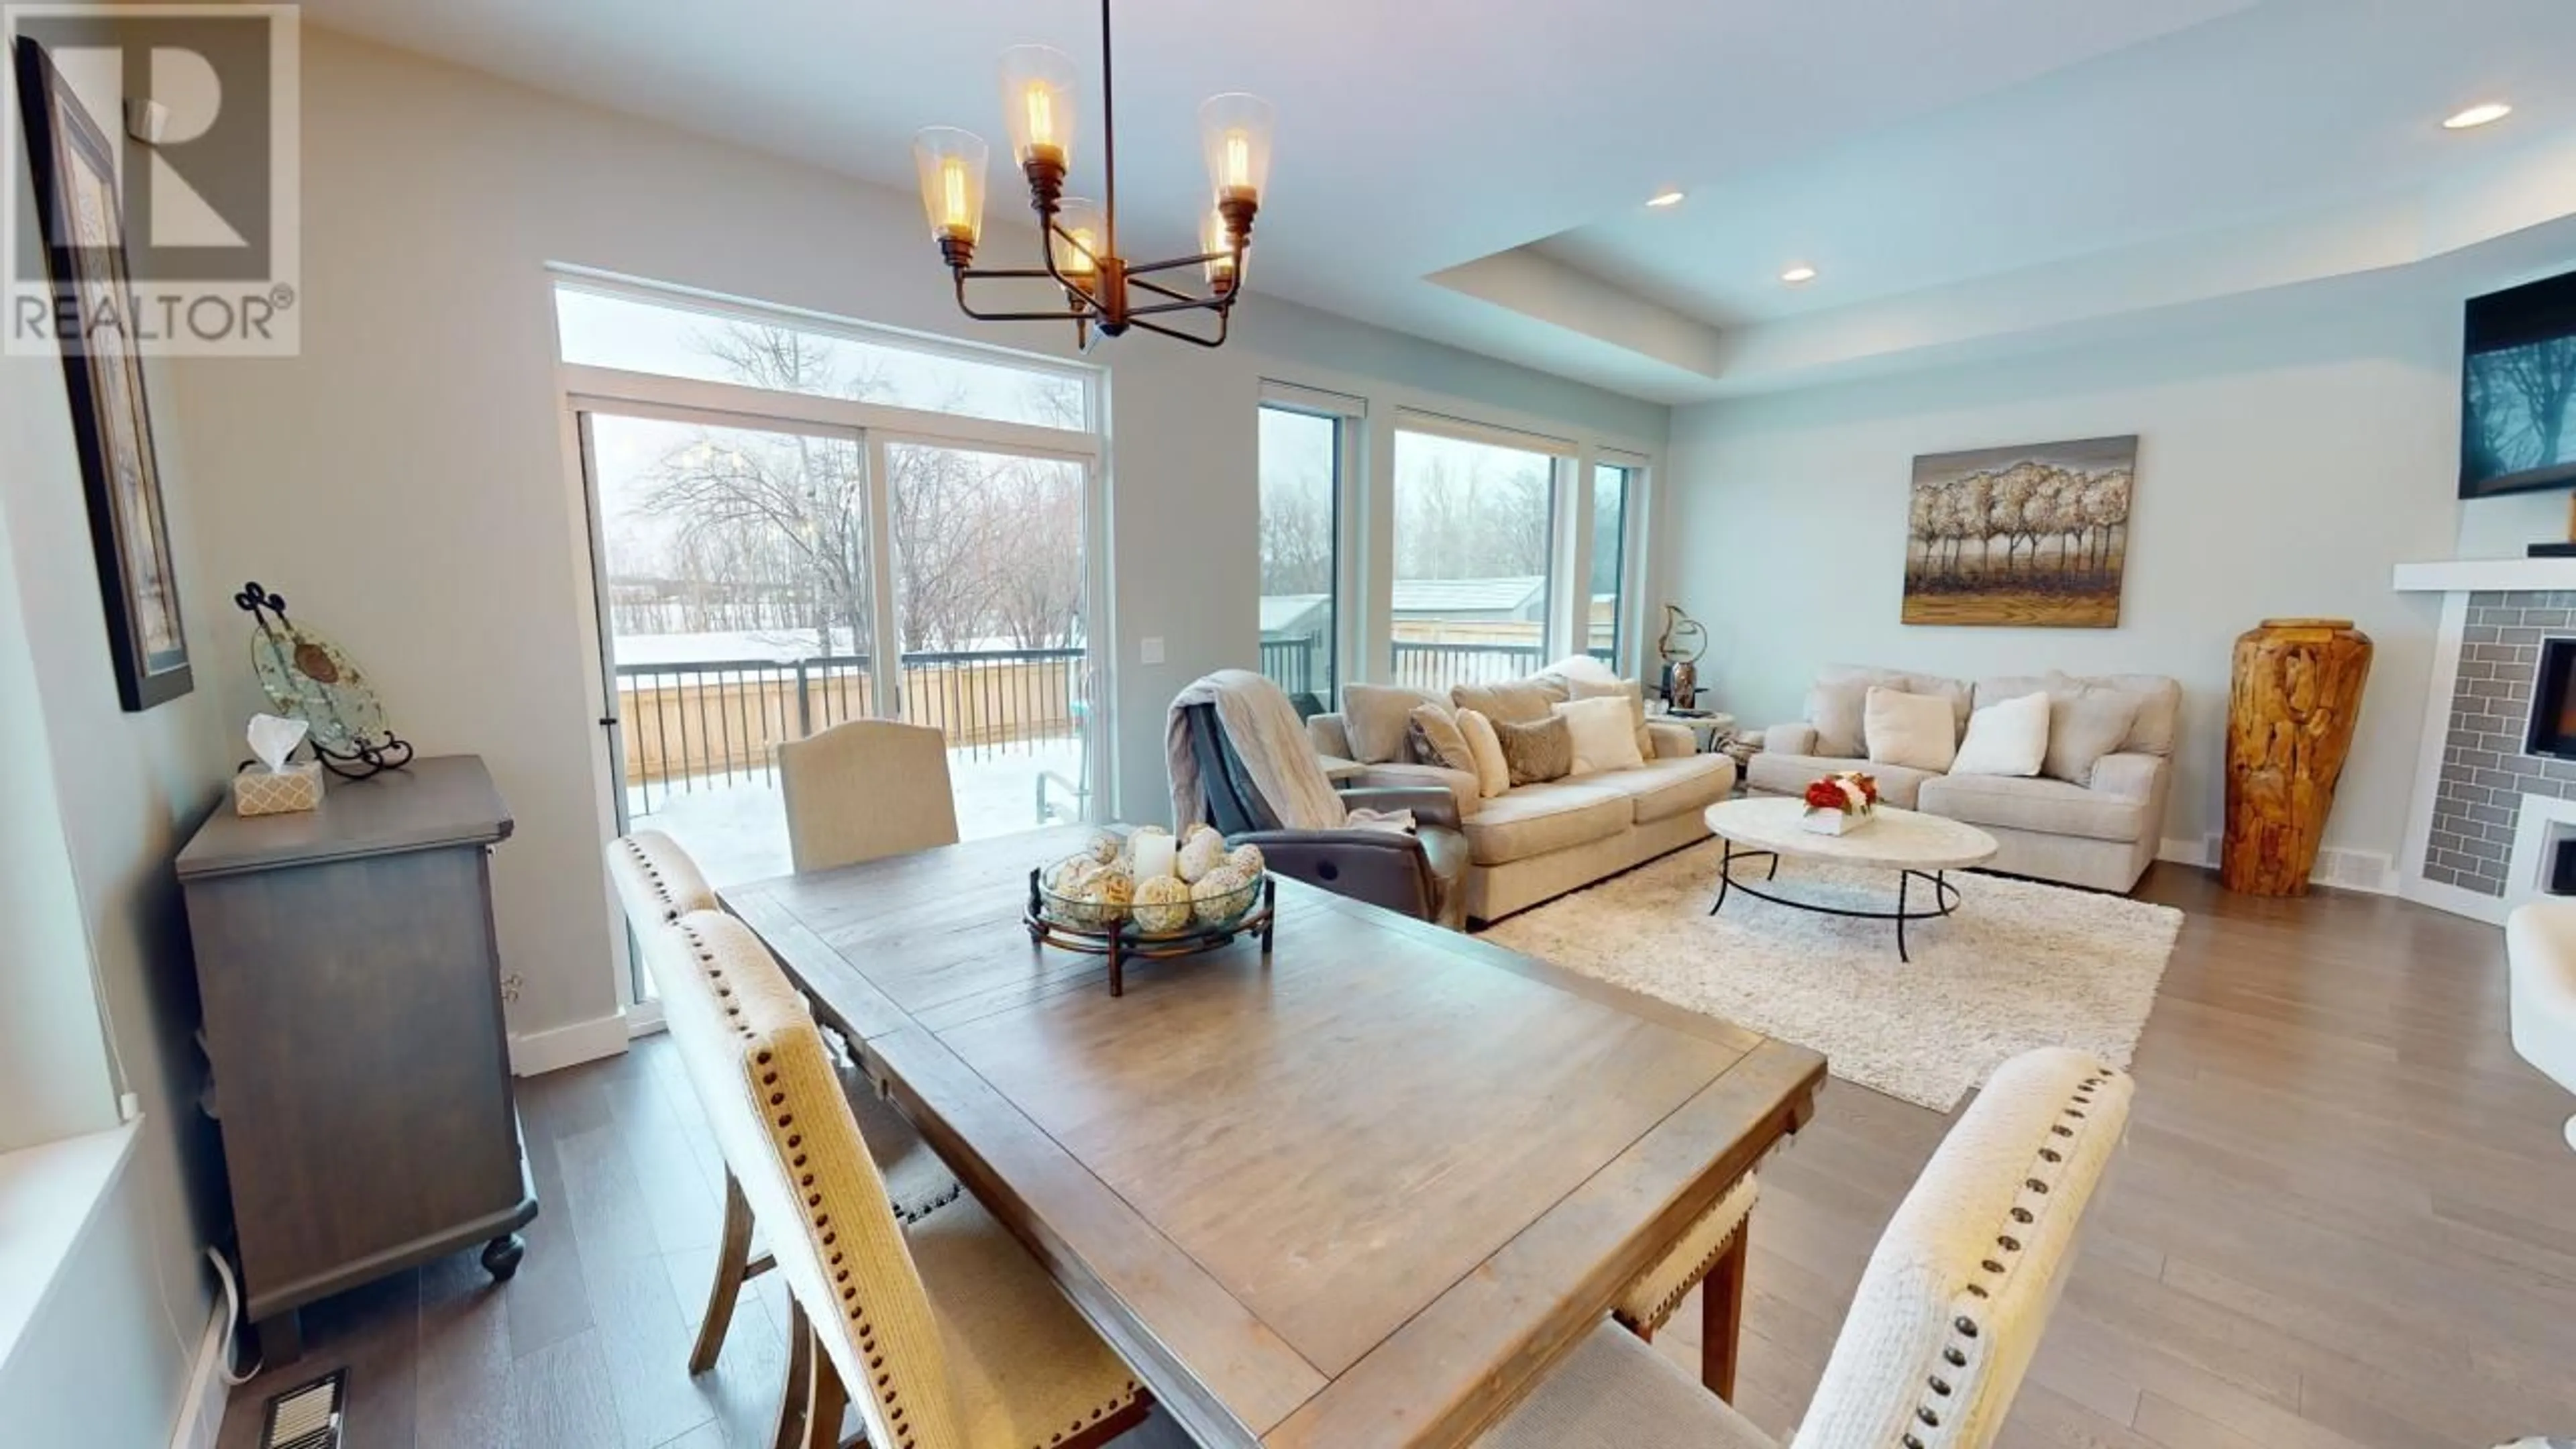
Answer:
1309;665;1737;925
1744;666;2180;894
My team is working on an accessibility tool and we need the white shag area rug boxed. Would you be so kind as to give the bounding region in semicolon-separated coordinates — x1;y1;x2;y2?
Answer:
1477;840;2184;1112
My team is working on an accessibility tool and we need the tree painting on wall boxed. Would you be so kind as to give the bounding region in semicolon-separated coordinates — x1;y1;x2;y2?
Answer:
1902;435;2136;629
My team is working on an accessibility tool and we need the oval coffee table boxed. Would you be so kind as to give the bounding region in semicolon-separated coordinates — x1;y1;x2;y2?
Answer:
1703;798;1999;962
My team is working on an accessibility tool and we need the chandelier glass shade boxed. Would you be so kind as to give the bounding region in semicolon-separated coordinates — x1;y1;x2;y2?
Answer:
911;0;1272;350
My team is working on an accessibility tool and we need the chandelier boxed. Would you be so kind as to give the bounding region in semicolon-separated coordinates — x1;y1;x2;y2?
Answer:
911;0;1274;350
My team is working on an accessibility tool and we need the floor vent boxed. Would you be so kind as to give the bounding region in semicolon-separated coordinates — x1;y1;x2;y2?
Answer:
260;1368;346;1449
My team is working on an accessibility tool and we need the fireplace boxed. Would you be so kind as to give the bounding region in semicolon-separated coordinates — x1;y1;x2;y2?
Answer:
2529;636;2576;759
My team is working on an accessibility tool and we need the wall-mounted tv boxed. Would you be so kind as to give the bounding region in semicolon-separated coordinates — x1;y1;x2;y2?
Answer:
2464;269;2576;499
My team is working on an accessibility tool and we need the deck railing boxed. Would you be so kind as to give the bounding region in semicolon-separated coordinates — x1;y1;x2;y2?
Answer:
1387;641;1548;694
615;647;1083;812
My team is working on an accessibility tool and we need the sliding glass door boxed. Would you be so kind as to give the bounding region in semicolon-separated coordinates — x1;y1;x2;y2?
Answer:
580;410;1099;887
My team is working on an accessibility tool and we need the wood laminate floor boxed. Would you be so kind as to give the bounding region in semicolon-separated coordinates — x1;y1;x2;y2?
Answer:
215;864;2576;1448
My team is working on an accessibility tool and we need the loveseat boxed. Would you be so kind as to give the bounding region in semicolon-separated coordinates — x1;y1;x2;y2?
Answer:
1307;659;1737;925
1744;665;2180;894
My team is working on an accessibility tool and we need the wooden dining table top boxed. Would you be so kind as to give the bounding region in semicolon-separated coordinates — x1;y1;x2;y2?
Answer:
723;826;1825;1449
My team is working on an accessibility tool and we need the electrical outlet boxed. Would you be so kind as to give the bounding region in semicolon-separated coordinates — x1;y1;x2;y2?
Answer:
499;973;524;1002
1140;637;1165;665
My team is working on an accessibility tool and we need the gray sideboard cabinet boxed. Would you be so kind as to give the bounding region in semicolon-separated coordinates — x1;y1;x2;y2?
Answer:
176;753;537;1359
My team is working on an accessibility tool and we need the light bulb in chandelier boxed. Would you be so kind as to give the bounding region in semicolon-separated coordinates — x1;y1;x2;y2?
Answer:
999;44;1079;172
1198;93;1275;205
1202;207;1239;291
910;127;989;250
1052;197;1104;280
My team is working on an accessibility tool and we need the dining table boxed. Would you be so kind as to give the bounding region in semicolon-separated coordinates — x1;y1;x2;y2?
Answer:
723;825;1825;1449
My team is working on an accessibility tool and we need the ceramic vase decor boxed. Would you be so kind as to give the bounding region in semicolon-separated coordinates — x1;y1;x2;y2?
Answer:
2222;618;2373;896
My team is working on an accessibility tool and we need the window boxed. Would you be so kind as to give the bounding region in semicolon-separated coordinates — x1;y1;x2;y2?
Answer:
1390;424;1561;693
556;284;1089;429
1257;404;1342;706
1591;460;1640;665
558;278;1104;1008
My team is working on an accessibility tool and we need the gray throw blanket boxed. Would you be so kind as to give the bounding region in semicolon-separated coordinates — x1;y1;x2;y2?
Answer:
1168;670;1414;835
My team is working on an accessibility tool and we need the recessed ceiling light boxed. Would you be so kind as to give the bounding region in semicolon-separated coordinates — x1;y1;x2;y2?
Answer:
1780;264;1818;284
1646;189;1686;208
2444;102;2513;130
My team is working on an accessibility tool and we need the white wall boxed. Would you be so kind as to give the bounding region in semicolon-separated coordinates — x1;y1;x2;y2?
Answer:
1660;299;2475;868
166;29;1665;1051
0;98;231;1446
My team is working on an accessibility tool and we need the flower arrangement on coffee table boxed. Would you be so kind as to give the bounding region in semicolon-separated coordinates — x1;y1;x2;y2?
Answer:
1801;770;1880;835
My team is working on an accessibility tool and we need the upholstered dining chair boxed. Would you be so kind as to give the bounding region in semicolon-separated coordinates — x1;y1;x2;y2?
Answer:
777;718;961;873
1479;1049;2133;1449
649;907;1153;1449
1614;1174;1761;1397
606;833;959;1382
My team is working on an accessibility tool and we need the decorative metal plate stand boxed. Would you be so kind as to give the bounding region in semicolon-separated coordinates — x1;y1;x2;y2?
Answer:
1707;839;1962;963
1024;869;1277;997
235;582;415;779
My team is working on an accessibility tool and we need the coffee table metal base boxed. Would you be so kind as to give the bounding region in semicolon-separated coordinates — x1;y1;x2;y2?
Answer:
1708;839;1962;963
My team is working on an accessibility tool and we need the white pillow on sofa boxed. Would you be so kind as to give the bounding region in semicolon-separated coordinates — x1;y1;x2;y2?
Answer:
1949;690;2050;777
1864;686;1958;773
1554;696;1646;775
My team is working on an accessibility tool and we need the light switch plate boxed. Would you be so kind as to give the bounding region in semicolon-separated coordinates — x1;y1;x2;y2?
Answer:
1140;637;1165;665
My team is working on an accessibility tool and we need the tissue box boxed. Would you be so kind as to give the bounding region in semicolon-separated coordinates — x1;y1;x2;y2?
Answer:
234;761;323;816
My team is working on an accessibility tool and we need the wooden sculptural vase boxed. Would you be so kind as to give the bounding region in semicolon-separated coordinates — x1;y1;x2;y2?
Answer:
2222;618;2373;896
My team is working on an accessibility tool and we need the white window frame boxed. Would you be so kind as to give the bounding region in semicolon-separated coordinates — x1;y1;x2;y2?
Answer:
1257;381;1365;706
1388;409;1577;682
551;275;1108;1025
1591;447;1651;676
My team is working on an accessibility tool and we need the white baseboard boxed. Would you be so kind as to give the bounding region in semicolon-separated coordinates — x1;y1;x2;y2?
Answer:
507;1012;631;1077
170;1301;229;1449
2157;836;2399;896
2158;836;2213;868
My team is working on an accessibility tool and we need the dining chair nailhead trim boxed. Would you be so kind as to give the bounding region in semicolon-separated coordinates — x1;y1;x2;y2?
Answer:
618;837;688;923
1907;1061;2121;1448
681;920;924;1449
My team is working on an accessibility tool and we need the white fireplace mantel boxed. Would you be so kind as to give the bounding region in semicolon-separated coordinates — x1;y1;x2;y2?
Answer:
2394;558;2576;593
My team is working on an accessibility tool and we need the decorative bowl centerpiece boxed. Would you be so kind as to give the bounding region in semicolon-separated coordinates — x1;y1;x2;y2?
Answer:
1025;824;1275;996
1801;771;1880;835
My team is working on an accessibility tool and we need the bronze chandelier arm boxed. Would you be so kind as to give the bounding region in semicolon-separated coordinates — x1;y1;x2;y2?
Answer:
951;269;1097;323
1125;291;1240;318
1126;273;1203;304
1036;216;1108;306
1128;310;1230;348
1122;247;1238;279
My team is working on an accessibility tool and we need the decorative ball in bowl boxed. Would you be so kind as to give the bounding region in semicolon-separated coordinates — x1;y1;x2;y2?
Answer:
1034;826;1267;939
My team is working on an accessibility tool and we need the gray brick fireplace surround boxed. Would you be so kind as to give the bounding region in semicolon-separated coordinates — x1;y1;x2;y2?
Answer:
2424;588;2576;894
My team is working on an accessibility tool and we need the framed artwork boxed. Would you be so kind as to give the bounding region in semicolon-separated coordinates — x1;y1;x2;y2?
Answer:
14;37;193;709
1902;434;2137;629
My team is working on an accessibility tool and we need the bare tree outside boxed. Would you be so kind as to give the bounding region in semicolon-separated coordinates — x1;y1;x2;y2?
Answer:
1389;431;1558;691
611;322;1084;653
2467;335;2576;485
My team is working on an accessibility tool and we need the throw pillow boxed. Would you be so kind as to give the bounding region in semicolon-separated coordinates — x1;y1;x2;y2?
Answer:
1493;714;1574;786
1456;708;1511;799
1554;696;1646;775
1805;674;1873;759
2044;690;2143;786
1864;686;1958;773
1949;691;2049;777
1564;674;1656;761
1407;704;1475;774
1342;683;1440;764
1451;676;1567;726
